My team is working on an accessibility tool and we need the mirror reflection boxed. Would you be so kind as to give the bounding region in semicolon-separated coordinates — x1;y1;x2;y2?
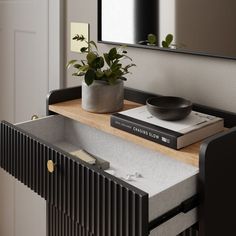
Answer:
99;0;236;58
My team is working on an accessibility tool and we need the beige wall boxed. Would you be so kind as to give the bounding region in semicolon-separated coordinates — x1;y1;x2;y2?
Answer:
175;0;236;56
66;0;236;113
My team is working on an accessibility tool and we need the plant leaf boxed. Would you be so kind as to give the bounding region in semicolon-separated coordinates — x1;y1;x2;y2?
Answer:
104;69;112;77
80;47;88;53
111;60;122;71
162;41;168;48
89;40;98;50
122;54;133;61
148;34;157;45
124;63;136;69
115;54;123;60
123;63;136;73
80;65;89;72
96;70;104;78
85;69;95;86
165;34;173;45
72;72;85;76
114;69;123;77
66;60;77;69
87;52;97;64
104;53;111;66
108;47;117;60
117;45;127;54
92;57;104;69
73;64;82;69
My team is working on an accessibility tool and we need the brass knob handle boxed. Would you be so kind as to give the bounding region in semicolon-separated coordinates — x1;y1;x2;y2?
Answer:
31;115;39;120
47;160;56;173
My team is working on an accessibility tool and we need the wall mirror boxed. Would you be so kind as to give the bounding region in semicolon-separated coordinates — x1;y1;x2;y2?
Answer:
98;0;236;59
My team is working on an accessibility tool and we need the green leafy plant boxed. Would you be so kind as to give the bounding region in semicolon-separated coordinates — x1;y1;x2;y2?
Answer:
162;34;173;48
139;33;157;46
139;33;175;48
67;35;136;86
162;34;186;49
147;33;157;45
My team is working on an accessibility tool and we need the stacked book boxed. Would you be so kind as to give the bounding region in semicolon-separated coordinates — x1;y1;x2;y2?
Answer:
110;106;224;149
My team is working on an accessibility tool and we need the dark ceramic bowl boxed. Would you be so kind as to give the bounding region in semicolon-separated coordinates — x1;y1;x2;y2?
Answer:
146;96;192;121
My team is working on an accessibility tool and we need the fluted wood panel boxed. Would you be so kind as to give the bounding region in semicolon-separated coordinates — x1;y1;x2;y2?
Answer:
48;203;94;236
0;121;149;236
179;225;199;236
48;203;199;236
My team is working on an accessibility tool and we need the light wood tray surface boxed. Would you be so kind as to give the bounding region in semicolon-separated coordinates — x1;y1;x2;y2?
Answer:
49;99;201;167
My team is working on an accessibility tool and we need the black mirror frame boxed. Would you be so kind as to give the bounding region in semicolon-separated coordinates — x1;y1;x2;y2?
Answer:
97;0;236;61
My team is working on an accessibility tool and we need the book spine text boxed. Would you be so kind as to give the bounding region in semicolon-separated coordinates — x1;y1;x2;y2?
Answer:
111;115;178;149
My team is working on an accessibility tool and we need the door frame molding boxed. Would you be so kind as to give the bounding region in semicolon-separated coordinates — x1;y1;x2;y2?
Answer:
48;0;64;90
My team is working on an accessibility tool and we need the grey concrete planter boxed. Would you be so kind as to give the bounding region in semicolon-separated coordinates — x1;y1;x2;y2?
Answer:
82;80;124;113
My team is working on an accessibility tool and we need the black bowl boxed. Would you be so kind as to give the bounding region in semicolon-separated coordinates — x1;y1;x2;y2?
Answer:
146;96;192;121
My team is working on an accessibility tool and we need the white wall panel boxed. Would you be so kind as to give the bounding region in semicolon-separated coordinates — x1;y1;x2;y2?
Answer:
0;29;15;122
0;170;14;236
15;182;46;236
14;30;48;122
0;0;61;235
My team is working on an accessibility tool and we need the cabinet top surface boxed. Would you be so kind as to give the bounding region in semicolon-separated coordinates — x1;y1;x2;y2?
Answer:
49;99;201;167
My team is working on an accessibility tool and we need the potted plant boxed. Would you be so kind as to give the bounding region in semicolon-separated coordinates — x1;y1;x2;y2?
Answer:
67;35;135;113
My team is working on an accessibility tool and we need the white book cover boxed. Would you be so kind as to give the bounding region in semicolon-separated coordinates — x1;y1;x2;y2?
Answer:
119;106;223;134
